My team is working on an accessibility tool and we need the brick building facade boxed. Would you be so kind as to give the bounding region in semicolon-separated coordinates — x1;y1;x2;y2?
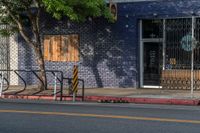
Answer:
6;0;200;89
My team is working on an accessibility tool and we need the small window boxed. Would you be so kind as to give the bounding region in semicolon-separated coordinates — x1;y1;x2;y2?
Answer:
43;34;79;62
142;19;163;38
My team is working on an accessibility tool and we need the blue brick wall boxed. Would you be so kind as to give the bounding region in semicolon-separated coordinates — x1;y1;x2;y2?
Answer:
17;0;200;88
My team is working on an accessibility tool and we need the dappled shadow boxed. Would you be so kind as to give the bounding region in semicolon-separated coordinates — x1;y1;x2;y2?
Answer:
79;18;138;88
17;11;139;88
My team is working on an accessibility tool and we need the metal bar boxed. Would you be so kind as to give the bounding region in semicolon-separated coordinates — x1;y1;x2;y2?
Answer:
60;72;63;101
31;70;64;96
13;70;27;94
191;16;195;96
31;70;45;90
73;93;76;102
51;90;61;96
51;72;62;83
53;73;57;100
51;71;63;99
63;77;73;96
0;69;66;99
0;70;12;92
163;19;166;70
139;20;143;87
2;76;9;92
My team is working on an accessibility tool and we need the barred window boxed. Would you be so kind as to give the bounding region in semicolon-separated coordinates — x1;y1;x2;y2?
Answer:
43;34;80;62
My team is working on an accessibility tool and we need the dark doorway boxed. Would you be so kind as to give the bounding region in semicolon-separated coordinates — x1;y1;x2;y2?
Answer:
143;42;162;86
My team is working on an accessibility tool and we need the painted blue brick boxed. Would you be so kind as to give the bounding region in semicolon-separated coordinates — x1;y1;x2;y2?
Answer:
17;0;200;88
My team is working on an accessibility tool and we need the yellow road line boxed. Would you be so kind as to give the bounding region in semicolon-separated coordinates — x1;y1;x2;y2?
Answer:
0;109;200;124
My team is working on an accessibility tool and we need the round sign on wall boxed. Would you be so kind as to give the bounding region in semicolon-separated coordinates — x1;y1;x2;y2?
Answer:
180;34;197;51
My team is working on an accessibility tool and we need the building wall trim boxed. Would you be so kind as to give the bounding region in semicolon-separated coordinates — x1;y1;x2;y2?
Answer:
106;0;159;3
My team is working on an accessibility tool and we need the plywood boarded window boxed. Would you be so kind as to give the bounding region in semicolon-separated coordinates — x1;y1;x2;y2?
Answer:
44;34;79;62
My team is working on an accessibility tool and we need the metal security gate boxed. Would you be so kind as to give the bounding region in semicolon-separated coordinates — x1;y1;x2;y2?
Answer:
0;25;10;80
141;17;200;91
161;17;200;91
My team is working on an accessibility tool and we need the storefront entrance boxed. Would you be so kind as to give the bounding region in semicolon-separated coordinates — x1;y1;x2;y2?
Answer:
140;19;163;88
140;17;200;90
143;42;162;86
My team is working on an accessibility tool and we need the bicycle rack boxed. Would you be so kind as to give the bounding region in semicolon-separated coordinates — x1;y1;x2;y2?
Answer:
13;70;27;94
50;71;63;96
42;70;64;101
0;69;86;102
13;70;44;95
0;70;12;92
19;70;64;101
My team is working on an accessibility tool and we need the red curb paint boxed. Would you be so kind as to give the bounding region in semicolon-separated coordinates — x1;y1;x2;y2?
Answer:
133;98;172;104
1;94;199;106
170;99;200;105
84;96;199;105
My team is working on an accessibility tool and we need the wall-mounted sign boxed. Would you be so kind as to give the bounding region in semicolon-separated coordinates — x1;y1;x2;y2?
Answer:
180;34;197;51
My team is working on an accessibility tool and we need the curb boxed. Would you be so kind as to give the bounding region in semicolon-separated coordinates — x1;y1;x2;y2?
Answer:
84;96;200;105
1;95;200;106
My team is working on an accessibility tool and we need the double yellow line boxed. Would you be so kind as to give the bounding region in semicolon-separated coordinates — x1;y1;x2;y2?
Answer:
0;109;200;124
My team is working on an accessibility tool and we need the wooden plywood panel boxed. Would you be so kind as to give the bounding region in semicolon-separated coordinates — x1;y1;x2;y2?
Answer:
63;35;70;62
68;36;73;62
52;36;56;61
61;34;79;62
49;36;53;61
52;35;61;61
44;35;51;61
66;34;80;62
70;35;75;62
61;36;68;61
57;36;61;61
72;34;79;62
44;34;79;62
74;35;79;62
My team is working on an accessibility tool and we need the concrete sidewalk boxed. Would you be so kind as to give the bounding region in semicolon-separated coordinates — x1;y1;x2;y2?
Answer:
1;86;200;105
84;88;200;99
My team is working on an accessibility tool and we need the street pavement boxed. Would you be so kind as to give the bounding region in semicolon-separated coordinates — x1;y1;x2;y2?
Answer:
0;99;200;133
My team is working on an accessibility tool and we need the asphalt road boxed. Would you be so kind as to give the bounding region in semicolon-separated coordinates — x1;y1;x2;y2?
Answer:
0;99;200;133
